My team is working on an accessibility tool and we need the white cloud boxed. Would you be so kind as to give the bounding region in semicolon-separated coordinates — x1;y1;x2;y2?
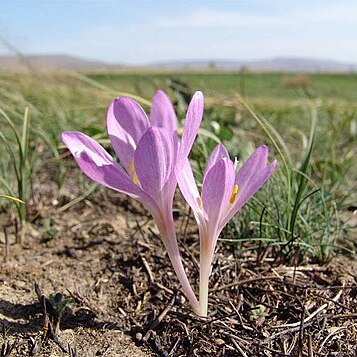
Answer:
156;9;275;28
154;3;357;29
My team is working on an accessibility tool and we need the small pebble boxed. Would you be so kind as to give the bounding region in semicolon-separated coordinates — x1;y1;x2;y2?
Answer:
135;332;142;341
215;338;225;346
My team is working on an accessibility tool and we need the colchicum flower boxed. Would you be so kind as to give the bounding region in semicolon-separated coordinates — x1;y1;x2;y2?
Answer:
176;144;277;316
62;90;204;313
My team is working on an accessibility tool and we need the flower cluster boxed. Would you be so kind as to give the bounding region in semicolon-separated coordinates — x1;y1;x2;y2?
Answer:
62;90;276;316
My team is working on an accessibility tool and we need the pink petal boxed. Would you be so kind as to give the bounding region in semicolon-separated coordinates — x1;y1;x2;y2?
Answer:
234;145;269;191
235;159;277;209
150;90;177;134
107;99;136;172
61;131;159;214
179;91;204;163
175;158;202;217
219;148;277;229
204;144;230;177
110;97;150;144
134;127;175;203
62;131;139;195
201;158;235;239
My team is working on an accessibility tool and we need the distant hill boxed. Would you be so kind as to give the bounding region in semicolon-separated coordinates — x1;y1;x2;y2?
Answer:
153;57;357;72
0;54;356;72
0;54;118;71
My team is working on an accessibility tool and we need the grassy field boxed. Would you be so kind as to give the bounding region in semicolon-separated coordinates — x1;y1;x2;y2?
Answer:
87;70;357;101
0;69;356;258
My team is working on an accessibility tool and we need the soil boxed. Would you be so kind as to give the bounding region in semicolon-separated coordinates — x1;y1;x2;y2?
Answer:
0;162;356;356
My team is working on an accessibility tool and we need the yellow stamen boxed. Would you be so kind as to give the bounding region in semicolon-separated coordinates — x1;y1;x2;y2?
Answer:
133;172;139;185
229;184;239;204
129;159;140;185
129;159;135;174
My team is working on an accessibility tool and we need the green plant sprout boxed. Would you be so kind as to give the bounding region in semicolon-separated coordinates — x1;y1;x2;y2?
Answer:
48;292;74;334
0;107;31;244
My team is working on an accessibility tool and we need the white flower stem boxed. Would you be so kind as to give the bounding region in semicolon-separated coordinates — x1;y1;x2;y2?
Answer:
199;253;211;317
154;210;200;314
166;242;200;314
198;228;212;317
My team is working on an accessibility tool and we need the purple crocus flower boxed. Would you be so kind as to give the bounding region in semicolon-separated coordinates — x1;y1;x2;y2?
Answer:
62;90;204;313
176;144;277;316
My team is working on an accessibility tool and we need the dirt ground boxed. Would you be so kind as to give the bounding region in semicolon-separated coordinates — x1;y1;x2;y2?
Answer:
0;164;356;356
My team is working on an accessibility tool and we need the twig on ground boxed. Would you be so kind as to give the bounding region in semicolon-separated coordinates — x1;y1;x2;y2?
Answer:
132;218;151;242
230;337;248;357
298;289;308;355
318;323;356;353
277;266;329;272
180;239;200;271
330;313;357;319
46;320;68;353
308;334;313;357
34;282;69;354
140;254;155;284
68;343;78;357
211;275;281;293
1;340;17;357
271;290;343;329
142;295;176;342
154;282;174;295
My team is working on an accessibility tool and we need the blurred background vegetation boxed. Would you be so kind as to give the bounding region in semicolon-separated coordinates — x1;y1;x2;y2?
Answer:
0;69;356;262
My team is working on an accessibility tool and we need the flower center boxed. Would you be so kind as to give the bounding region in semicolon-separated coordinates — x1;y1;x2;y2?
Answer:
229;184;239;204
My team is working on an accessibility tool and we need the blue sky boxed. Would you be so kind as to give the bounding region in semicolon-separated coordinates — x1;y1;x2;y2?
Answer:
0;0;356;64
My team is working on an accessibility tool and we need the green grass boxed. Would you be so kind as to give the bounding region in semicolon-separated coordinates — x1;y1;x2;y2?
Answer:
86;71;357;101
0;106;30;243
0;69;355;259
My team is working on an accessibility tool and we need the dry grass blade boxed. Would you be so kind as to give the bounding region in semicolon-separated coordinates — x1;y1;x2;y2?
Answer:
271;290;343;329
0;341;17;357
318;323;357;353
